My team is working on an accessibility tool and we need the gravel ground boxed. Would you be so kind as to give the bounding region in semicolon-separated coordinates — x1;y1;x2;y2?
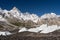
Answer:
0;31;60;40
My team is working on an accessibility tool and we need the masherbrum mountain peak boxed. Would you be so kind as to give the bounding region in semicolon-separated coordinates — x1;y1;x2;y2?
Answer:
0;7;60;34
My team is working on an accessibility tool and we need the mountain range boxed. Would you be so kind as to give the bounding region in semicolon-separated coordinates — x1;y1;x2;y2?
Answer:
0;7;60;35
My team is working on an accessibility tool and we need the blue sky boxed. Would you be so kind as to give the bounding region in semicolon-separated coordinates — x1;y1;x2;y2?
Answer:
0;0;60;16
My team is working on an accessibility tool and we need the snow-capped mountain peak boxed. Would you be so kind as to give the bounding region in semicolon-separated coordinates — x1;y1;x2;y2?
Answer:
40;13;57;19
8;7;21;18
11;7;18;11
51;13;56;15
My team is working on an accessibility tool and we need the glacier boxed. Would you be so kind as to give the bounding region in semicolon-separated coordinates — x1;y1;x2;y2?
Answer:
19;24;60;33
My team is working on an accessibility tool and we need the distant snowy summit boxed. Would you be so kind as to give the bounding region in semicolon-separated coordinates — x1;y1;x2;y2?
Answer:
0;7;60;35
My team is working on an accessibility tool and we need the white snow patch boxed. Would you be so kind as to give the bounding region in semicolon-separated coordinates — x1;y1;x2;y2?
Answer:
28;28;39;33
18;24;60;33
0;18;6;21
0;31;12;36
40;25;58;33
18;27;27;32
